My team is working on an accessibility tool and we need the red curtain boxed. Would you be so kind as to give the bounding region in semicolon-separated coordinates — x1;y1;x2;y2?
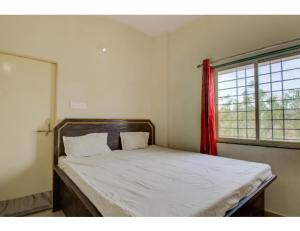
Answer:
200;59;217;155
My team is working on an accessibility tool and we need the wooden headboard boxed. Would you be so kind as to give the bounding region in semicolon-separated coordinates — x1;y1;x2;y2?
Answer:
53;118;155;165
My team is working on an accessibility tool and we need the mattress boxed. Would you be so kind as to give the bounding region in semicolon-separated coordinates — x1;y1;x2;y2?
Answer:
58;145;273;216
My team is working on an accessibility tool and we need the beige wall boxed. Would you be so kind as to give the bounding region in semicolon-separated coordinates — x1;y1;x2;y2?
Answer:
0;16;169;199
167;16;300;216
0;16;168;146
151;33;169;145
0;16;149;120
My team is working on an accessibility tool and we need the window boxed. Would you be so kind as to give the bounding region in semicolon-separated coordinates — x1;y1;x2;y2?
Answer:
216;53;300;148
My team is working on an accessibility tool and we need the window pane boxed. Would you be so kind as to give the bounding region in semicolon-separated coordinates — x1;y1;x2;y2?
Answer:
238;94;255;103
237;95;246;103
272;100;283;110
260;101;271;110
259;83;271;92
247;85;255;94
272;91;283;100
246;94;255;103
283;78;300;90
248;111;256;120
285;120;300;129
218;104;236;112
272;82;282;91
259;65;270;75
219;96;237;105
273;130;283;140
218;79;236;90
238;112;247;120
246;68;254;77
260;120;272;129
260;111;271;120
259;92;271;101
219;88;236;97
258;54;300;142
248;129;256;138
237;70;245;78
237;78;245;87
217;55;300;143
272;72;281;82
218;71;236;82
238;120;246;128
246;77;255;85
247;120;256;128
217;64;256;140
282;56;300;70
247;102;255;111
219;128;238;138
260;128;272;139
238;87;246;95
271;62;281;72
285;130;300;140
237;103;246;111
273;120;283;129
259;74;270;84
238;129;247;137
272;110;283;119
284;89;300;100
282;69;300;80
285;109;300;119
219;112;238;121
219;120;237;129
284;98;300;109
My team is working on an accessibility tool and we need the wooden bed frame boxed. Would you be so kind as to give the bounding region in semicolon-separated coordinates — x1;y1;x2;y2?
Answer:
52;118;276;217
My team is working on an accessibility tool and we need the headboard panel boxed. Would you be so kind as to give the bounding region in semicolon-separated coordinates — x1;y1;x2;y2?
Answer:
54;119;155;165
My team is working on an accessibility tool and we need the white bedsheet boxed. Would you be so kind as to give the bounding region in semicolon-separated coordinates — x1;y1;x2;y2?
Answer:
58;145;273;216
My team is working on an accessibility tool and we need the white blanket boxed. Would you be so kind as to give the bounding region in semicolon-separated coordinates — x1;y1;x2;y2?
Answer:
58;145;272;216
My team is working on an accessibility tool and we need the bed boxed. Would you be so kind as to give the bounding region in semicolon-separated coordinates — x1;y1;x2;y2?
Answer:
52;118;276;217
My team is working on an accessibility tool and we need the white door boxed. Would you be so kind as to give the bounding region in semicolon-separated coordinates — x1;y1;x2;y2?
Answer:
0;53;56;201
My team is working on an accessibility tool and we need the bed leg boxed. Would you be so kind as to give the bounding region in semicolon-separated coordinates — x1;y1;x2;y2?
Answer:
52;170;61;212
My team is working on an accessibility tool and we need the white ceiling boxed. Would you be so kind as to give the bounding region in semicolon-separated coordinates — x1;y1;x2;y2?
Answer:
109;15;200;37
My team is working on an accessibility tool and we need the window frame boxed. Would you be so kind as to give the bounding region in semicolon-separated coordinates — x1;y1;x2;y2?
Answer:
215;50;300;149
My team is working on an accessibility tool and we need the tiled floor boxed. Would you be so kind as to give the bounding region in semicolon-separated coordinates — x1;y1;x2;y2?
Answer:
26;209;65;217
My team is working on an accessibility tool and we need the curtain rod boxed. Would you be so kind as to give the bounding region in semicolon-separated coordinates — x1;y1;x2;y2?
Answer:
196;37;300;69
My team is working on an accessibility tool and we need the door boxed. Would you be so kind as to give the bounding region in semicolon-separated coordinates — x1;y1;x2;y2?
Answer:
0;52;56;201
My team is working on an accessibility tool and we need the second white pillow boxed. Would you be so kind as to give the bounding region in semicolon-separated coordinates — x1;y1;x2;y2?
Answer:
120;132;150;151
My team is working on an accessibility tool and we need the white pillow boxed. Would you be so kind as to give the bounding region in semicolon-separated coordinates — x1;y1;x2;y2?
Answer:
63;133;111;157
120;132;149;151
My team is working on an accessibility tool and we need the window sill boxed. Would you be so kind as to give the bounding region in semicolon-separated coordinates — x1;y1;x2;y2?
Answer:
217;139;300;150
